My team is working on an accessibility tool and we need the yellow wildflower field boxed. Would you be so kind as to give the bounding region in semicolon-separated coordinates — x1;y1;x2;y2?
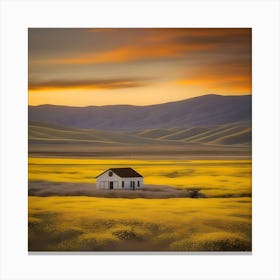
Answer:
28;157;251;251
28;196;251;251
29;158;251;196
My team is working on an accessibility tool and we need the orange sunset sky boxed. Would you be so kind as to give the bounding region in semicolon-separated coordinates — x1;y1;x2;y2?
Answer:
28;28;251;106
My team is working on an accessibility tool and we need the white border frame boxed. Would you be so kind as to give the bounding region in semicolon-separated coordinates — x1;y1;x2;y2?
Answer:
1;0;279;279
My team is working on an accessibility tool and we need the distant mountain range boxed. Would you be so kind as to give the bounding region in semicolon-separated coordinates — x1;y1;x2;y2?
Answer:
28;94;252;130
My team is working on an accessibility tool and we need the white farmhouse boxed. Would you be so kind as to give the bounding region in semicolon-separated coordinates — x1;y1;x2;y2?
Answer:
96;168;143;190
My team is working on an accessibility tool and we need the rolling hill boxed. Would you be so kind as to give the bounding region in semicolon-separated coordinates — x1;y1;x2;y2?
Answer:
28;121;178;146
28;94;252;130
29;121;251;146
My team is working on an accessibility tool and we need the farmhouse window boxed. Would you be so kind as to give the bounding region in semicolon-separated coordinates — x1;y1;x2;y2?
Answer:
109;171;113;177
137;181;140;187
122;181;124;188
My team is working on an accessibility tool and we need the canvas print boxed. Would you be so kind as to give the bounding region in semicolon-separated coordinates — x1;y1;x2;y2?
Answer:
28;28;252;252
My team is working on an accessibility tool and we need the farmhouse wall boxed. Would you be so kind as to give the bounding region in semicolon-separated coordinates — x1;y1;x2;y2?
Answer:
96;170;143;190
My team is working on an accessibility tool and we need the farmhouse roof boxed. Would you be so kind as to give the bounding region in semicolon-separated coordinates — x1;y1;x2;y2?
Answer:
96;168;143;178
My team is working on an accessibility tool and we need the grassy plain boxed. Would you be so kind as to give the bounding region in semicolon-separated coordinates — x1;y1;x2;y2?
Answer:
29;158;251;197
29;196;251;251
28;157;251;251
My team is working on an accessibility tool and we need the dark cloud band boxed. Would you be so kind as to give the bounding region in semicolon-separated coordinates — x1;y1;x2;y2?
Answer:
29;78;151;91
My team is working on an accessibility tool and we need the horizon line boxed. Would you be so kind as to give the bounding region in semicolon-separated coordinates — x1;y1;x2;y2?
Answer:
28;93;251;108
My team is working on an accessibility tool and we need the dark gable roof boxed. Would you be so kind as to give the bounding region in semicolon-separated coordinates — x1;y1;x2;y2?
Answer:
96;168;143;178
111;168;143;178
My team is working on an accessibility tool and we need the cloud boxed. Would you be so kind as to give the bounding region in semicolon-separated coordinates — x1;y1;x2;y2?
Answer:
33;45;186;65
175;57;251;93
31;28;251;66
177;76;251;93
32;41;222;66
173;29;251;53
85;28;116;33
143;28;251;49
29;77;151;91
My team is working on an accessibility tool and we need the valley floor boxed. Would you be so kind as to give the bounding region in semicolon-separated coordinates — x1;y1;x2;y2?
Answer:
28;196;252;252
29;142;251;159
28;157;252;252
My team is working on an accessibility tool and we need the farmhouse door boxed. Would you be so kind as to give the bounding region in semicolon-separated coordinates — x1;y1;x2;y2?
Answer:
109;181;113;189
